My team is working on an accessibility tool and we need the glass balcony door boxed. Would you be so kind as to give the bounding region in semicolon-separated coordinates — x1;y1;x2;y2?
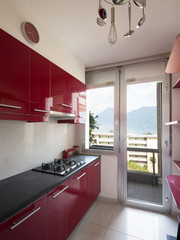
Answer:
126;82;163;205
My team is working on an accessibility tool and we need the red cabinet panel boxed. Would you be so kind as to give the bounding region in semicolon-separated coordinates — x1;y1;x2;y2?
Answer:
88;158;101;207
0;29;29;117
73;80;86;124
30;50;51;121
48;183;68;240
0;195;47;240
66;168;89;238
51;63;74;114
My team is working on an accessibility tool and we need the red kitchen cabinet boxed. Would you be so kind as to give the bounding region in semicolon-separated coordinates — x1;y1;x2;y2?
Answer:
66;168;89;238
73;80;86;124
0;195;47;240
0;28;29;118
29;49;51;121
48;183;69;240
51;62;75;115
88;158;101;207
58;79;86;124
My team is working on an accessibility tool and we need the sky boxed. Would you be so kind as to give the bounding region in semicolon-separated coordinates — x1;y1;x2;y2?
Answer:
127;82;157;113
87;86;114;116
87;82;157;115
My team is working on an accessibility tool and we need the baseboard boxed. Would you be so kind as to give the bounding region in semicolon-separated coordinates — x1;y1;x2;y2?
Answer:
97;195;118;203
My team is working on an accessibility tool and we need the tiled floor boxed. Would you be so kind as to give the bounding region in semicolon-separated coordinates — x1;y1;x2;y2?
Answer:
69;200;178;240
127;181;162;205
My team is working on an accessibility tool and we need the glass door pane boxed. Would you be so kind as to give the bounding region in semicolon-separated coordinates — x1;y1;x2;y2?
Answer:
127;82;162;205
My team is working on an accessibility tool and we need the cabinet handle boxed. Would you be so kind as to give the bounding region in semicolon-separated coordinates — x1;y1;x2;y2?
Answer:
0;104;21;109
94;162;100;167
58;103;72;108
10;207;41;230
52;186;69;199
34;109;49;113
76;172;86;180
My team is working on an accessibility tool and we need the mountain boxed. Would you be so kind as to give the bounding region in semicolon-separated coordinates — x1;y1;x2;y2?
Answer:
95;106;157;134
96;107;114;132
127;106;157;134
97;107;114;124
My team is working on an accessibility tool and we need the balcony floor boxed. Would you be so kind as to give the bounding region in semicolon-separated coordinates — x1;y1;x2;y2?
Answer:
127;180;162;205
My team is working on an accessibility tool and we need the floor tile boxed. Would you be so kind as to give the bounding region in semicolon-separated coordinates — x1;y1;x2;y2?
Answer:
108;204;154;240
153;212;178;240
104;229;142;240
85;200;117;227
70;221;106;240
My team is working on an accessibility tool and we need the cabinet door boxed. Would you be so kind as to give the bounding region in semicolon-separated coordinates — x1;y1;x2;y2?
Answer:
0;195;47;240
0;29;29;116
88;158;101;207
29;50;51;120
72;80;86;124
51;63;73;114
48;183;69;240
66;168;89;238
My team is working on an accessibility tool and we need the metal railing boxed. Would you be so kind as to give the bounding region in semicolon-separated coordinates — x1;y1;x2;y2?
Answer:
127;147;160;185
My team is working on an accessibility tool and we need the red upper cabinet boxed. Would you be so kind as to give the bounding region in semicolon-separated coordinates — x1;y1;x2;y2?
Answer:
0;195;47;240
51;62;74;114
29;49;51;121
0;29;29;117
74;80;86;124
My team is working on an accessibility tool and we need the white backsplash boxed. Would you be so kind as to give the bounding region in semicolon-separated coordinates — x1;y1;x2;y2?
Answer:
0;118;77;180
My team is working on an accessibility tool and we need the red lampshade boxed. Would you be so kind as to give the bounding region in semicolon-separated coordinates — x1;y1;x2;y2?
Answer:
166;34;180;73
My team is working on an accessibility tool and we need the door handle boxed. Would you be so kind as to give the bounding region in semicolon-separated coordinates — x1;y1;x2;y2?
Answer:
52;186;69;199
94;162;100;167
34;109;49;113
10;207;41;230
76;172;86;180
0;104;21;109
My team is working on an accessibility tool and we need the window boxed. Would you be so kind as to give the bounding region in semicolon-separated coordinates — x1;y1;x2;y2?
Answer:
85;85;114;151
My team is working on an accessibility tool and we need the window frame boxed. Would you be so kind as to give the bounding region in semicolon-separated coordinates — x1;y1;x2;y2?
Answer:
81;68;120;155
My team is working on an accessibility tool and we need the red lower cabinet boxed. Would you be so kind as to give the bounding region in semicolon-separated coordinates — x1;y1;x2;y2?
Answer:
0;195;47;240
66;169;89;238
88;158;101;207
0;158;101;240
48;183;69;240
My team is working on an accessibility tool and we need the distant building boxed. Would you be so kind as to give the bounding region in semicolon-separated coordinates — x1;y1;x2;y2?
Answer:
92;132;158;173
127;134;158;173
92;132;114;146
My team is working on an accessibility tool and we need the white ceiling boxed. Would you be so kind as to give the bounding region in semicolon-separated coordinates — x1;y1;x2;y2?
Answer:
21;0;180;68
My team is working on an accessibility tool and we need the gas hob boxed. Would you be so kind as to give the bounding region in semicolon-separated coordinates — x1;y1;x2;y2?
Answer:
32;158;85;176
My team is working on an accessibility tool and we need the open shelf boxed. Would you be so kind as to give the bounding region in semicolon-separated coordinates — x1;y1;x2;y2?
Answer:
174;161;180;171
166;175;180;209
173;77;180;89
166;121;180;126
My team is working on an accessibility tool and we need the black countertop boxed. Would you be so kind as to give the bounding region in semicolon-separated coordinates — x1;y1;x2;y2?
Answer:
0;154;100;224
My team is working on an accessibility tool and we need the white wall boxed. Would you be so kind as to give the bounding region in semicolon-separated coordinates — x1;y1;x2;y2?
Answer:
0;0;85;83
171;73;180;213
0;119;77;180
99;155;118;201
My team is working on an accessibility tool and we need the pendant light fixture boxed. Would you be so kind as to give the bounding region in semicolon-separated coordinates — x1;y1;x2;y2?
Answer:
97;0;107;26
124;1;134;37
97;0;146;45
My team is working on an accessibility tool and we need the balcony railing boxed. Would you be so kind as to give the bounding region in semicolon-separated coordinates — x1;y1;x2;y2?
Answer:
127;147;160;185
